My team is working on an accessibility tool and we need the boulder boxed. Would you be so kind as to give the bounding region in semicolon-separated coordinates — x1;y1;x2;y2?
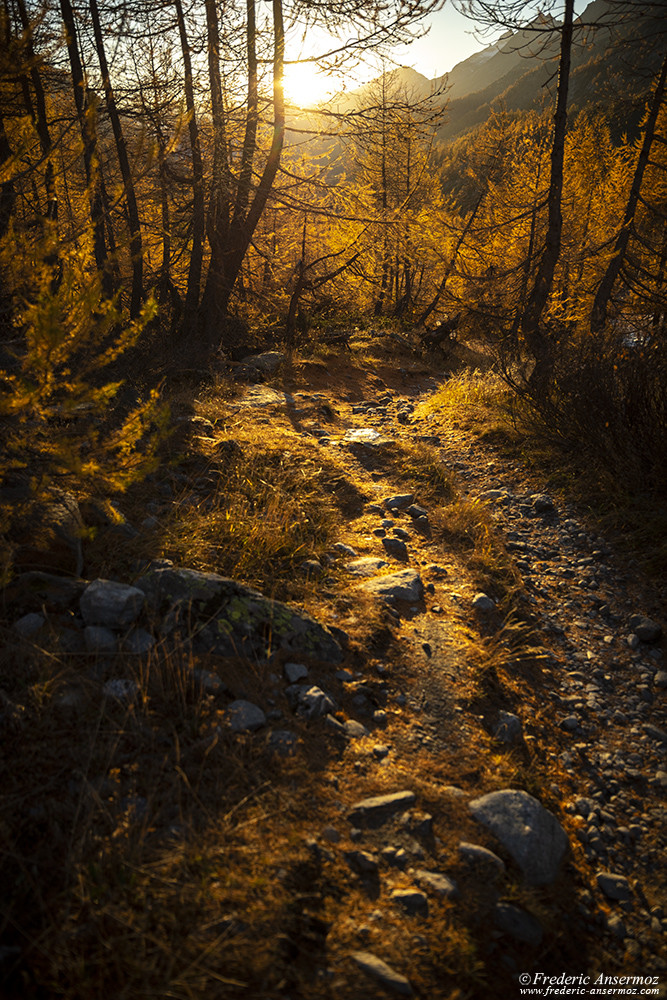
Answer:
360;570;423;603
350;952;413;996
80;579;145;628
136;566;342;664
228;700;266;732
469;789;568;885
348;790;416;828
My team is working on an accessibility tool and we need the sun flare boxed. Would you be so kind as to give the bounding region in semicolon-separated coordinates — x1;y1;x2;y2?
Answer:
283;62;334;108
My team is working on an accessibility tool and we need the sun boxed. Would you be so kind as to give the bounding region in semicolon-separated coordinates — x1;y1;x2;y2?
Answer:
283;62;334;108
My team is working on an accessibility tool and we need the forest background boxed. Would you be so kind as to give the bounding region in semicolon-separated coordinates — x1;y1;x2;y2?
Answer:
0;0;666;573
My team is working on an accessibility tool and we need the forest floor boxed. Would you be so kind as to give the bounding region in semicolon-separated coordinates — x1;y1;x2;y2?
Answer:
2;331;667;999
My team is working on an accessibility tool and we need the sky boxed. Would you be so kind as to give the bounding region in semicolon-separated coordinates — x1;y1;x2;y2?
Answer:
390;6;493;78
283;6;492;105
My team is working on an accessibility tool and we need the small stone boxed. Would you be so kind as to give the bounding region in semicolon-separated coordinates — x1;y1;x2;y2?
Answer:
103;678;138;701
286;685;336;720
407;504;428;519
384;494;415;511
334;542;357;557
628;615;662;643
284;662;309;683
361;570;423;603
561;715;580;732
350;951;413;996
472;593;495;612
322;825;340;843
390;889;428;916
654;671;667;689
605;913;627;938
373;744;390;759
80;579;145;628
84;625;118;653
642;723;667;745
345;850;379;874
301;559;323;577
346;557;389;577
122;628;155;655
14;612;46;637
494;711;522;744
414;870;459;899
532;494;555;515
345;719;370;738
348;791;416;828
193;669;225;694
382;537;408;561
268;730;299;755
596;872;633;901
458;842;505;876
229;699;266;732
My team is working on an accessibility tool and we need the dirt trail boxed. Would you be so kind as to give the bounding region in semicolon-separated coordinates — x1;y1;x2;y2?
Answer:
275;363;667;989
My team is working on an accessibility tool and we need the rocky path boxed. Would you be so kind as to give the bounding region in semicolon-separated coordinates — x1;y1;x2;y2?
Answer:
315;375;667;981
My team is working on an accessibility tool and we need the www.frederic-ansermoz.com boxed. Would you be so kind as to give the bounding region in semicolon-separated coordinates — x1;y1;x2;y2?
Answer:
518;972;662;996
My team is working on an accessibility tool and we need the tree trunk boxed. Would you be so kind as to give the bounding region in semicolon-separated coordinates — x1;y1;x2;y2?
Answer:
89;0;143;317
590;51;667;335
520;0;574;384
59;0;109;290
174;0;205;329
202;0;285;340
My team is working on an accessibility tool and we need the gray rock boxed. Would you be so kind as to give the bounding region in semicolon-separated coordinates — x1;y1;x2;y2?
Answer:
322;825;340;843
286;684;336;719
345;719;370;738
629;615;662;643
343;428;391;446
561;715;580;732
382;537;408;561
122;628;155;655
80;579;145;628
334;542;358;557
350;951;413;996
14;612;46;637
239;385;290;408
384;494;415;511
458;841;506;876
407;504;428;519
240;351;285;375
596;872;633;901
267;729;299;756
642;723;667;745
361;570;423;603
229;699;266;732
390;889;428;916
103;679;138;701
469;789;569;885
605;913;627;938
654;671;667;689
345;850;379;874
472;593;495;612
84;625;118;653
136;566;342;664
414;870;459;899
300;559;323;577
494;711;522;744
494;903;543;946
193;669;226;694
346;557;389;577
348;790;416;828
532;494;556;515
284;662;309;683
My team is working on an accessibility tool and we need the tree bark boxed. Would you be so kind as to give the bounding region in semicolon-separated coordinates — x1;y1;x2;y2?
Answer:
89;0;143;317
520;0;574;383
59;0;109;290
174;0;205;328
